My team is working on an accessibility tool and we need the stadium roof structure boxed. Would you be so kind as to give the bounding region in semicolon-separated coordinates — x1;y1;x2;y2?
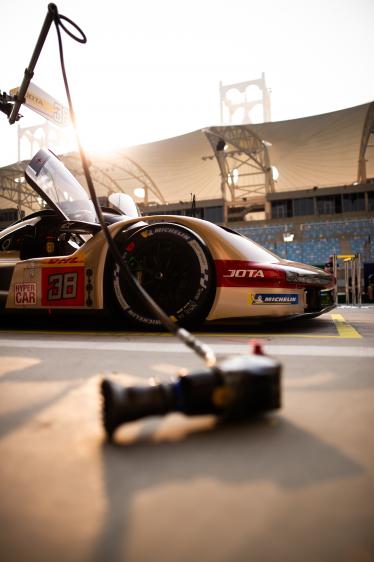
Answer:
1;101;373;214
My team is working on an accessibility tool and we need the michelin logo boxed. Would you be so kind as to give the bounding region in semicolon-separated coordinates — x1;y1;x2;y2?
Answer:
250;293;299;305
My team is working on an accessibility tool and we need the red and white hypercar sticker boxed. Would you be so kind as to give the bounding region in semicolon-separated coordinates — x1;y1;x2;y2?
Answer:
14;283;37;305
41;266;85;306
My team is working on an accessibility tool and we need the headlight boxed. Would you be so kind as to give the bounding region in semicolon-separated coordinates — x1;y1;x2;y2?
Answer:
286;270;331;286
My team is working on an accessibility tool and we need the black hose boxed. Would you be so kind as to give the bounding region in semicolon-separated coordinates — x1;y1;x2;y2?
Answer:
51;4;217;367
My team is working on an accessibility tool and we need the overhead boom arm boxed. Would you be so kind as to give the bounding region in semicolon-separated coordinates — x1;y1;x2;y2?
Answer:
6;3;57;124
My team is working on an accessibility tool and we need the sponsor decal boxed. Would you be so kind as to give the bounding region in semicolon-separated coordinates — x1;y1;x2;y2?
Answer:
223;269;264;278
85;269;94;307
14;283;37;305
25;262;37;279
10;83;70;127
46;238;55;254
215;260;285;287
41;267;85;306
43;256;84;265
249;293;299;305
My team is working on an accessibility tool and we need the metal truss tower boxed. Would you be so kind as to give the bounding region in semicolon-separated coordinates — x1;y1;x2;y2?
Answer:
0;163;40;217
204;125;274;224
17;120;71;162
62;153;165;206
357;101;374;183
0;151;165;218
220;73;271;125
0;121;71;217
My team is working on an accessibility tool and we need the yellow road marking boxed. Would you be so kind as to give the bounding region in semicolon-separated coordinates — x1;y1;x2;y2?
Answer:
331;313;362;339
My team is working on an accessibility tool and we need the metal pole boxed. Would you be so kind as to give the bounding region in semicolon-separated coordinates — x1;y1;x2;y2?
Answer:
215;143;228;226
17;181;22;220
357;253;362;307
344;260;350;305
332;254;338;305
219;81;224;124
351;257;357;305
8;4;57;124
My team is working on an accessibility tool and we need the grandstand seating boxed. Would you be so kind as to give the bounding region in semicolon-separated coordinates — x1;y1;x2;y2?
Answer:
237;217;374;265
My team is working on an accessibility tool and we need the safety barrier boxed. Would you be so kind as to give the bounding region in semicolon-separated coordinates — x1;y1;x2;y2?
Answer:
332;253;362;306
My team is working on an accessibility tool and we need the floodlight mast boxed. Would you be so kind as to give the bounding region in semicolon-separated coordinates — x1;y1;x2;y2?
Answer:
8;3;57;124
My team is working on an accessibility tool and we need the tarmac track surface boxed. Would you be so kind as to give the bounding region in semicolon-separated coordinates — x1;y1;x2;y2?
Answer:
0;306;373;562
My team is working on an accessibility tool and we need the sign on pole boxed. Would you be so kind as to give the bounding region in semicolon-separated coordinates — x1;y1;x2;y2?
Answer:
10;82;70;127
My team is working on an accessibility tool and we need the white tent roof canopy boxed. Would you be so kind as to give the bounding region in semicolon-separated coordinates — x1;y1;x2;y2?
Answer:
1;102;373;211
122;102;374;204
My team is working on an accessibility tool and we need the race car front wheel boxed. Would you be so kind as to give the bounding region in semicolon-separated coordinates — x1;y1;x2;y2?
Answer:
111;223;215;328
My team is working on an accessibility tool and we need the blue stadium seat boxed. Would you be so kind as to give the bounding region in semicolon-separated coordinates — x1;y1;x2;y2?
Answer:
236;217;374;265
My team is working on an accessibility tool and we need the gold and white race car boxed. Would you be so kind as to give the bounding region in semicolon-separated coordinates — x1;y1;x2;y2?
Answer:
0;149;336;327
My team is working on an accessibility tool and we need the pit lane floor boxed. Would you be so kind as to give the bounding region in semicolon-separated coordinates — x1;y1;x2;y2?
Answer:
0;306;373;562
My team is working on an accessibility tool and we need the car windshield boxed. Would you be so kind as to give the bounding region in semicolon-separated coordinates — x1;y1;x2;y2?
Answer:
25;149;98;223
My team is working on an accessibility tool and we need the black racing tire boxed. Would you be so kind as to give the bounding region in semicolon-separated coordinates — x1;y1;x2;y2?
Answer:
110;222;216;329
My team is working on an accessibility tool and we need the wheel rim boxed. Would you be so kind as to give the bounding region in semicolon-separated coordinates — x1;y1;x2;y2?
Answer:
122;237;201;314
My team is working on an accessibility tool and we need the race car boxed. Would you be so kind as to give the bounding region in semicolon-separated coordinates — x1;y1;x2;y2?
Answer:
0;148;336;327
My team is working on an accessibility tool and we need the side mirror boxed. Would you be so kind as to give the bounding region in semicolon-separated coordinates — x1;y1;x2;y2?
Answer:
108;193;140;218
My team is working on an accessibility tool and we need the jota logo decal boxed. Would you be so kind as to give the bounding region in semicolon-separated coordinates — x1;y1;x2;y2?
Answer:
223;269;264;278
249;293;299;305
216;261;285;287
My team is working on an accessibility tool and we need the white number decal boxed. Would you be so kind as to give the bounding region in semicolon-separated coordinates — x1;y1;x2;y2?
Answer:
47;272;78;300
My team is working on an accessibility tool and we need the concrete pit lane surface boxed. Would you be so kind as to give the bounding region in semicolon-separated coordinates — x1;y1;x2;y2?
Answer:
0;307;373;562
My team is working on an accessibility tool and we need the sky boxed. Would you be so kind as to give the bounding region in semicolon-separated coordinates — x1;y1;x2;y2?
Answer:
0;0;373;166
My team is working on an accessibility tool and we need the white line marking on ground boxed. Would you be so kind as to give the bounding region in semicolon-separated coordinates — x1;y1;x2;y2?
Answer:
0;338;373;357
